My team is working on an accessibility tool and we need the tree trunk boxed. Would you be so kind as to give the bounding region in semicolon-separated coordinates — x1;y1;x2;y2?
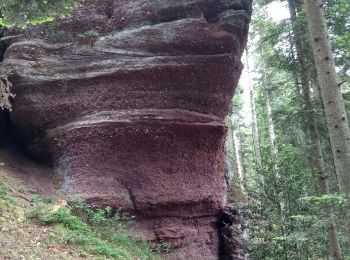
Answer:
266;91;287;220
231;116;246;194
304;0;350;194
245;50;262;168
288;1;343;258
229;117;239;182
266;92;277;157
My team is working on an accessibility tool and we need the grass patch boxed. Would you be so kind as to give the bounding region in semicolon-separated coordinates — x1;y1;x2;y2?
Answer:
0;171;169;259
0;175;18;204
17;185;38;194
0;177;25;228
28;197;160;259
0;185;17;203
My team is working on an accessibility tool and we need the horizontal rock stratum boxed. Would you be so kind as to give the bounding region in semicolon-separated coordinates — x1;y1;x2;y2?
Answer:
0;0;252;259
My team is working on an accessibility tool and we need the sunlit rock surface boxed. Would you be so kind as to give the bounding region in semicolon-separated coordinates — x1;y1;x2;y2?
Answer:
0;0;252;258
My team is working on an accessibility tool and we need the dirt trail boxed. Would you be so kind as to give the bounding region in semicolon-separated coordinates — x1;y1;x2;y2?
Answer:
0;147;60;197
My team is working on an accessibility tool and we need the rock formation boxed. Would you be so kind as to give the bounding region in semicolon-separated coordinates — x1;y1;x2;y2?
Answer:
0;0;252;258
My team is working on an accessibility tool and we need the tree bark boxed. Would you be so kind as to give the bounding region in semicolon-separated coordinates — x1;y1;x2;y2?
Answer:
304;0;350;194
288;1;343;258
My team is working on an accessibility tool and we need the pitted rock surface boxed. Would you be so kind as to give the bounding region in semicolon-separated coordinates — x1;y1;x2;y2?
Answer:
0;0;252;259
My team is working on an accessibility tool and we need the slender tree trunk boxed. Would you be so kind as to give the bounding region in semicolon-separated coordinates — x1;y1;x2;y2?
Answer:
287;1;343;258
266;92;277;156
266;91;287;221
229;117;239;183
246;49;265;196
231;116;246;194
245;50;262;168
304;0;350;194
229;116;250;260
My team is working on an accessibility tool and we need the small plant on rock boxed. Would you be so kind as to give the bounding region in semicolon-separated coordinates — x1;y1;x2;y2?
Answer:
78;30;100;46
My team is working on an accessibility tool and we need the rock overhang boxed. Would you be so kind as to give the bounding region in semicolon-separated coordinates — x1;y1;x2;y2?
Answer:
0;0;252;258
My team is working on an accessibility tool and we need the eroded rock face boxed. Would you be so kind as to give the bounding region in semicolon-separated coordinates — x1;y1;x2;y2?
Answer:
0;0;252;258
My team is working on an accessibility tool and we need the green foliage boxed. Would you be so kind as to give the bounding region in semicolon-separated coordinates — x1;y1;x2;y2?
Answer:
0;0;82;28
153;241;172;254
28;197;160;259
232;86;244;111
29;204;89;231
289;214;317;222
235;1;350;258
0;176;28;230
79;30;100;40
299;194;348;205
78;30;100;45
325;0;350;75
0;185;16;203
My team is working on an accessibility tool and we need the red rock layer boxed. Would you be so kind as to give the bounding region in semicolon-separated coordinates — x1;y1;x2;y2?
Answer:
0;0;252;258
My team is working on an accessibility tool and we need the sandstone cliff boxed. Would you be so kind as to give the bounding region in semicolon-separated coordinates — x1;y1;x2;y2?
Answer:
0;0;252;258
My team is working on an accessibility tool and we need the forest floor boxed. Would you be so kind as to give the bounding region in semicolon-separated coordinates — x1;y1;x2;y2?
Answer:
0;148;159;260
0;165;95;259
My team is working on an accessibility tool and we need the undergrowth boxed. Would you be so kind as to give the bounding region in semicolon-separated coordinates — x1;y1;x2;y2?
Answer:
0;171;164;259
0;175;25;229
28;197;160;259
